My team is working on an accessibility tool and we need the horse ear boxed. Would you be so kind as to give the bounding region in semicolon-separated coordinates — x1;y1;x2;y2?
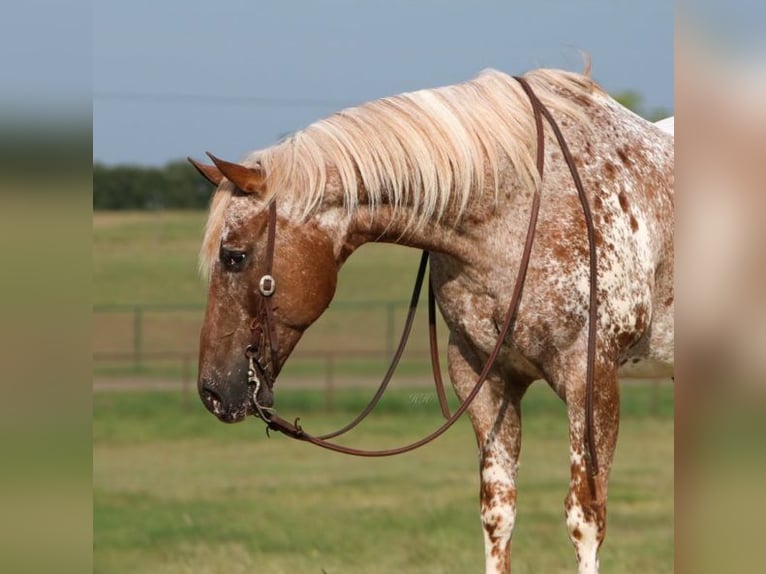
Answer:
187;157;223;186
205;152;266;195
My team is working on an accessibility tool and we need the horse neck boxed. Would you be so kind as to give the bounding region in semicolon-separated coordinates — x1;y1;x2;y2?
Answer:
343;205;472;260
323;179;521;266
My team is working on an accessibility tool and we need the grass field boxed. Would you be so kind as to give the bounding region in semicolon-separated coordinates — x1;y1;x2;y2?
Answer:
94;383;673;574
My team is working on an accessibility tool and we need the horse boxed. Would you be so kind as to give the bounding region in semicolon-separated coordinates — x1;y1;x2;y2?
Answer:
189;67;674;574
654;115;674;136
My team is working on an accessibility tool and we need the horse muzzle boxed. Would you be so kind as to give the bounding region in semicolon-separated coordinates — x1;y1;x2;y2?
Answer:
198;372;253;423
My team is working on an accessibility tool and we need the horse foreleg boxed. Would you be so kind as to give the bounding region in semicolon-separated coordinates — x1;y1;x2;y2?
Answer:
551;357;620;574
478;407;525;574
448;336;531;574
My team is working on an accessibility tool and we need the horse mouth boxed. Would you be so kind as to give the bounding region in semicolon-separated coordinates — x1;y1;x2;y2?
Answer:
248;379;275;420
203;389;271;424
199;362;277;424
201;391;249;424
247;355;277;418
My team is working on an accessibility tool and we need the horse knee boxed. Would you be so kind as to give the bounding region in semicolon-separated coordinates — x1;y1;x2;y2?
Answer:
482;498;516;541
566;501;602;541
481;473;518;545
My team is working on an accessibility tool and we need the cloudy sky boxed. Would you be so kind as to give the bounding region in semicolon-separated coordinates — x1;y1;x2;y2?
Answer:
93;0;673;166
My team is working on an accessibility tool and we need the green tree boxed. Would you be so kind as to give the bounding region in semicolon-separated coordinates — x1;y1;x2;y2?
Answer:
93;161;212;210
613;90;672;122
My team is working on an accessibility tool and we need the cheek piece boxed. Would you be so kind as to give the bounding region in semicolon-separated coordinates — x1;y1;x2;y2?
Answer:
246;200;279;420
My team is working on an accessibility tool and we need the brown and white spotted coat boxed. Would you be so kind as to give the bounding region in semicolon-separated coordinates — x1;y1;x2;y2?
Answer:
195;69;674;574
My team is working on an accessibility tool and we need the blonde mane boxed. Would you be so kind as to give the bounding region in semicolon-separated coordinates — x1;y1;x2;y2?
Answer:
201;68;598;273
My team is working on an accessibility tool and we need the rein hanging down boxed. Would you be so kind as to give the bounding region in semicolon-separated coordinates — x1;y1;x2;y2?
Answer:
246;77;600;487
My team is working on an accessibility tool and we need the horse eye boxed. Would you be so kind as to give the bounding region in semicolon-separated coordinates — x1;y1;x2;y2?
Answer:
219;248;247;271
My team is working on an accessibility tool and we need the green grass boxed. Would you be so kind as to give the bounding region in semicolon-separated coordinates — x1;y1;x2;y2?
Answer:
94;383;673;573
94;211;210;306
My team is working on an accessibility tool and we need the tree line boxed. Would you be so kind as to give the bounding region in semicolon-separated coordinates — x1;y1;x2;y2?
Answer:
93;92;669;210
93;160;212;210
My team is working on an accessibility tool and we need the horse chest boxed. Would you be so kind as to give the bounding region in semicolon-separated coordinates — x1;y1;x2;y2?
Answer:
437;281;498;349
430;258;543;379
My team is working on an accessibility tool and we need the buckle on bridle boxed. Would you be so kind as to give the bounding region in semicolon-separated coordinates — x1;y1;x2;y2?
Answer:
259;274;276;297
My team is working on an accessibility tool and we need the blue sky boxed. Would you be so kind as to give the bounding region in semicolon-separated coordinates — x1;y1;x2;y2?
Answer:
93;0;673;166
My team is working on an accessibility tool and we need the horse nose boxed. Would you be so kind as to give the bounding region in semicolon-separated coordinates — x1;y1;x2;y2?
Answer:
200;382;224;417
198;377;250;423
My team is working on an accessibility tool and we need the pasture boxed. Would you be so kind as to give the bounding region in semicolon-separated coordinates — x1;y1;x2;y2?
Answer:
94;385;673;573
94;210;673;573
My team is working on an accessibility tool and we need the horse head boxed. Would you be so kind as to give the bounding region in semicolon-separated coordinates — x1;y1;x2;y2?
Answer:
189;155;338;423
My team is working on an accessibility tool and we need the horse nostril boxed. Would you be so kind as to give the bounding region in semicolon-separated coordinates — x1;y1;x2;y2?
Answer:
200;383;223;415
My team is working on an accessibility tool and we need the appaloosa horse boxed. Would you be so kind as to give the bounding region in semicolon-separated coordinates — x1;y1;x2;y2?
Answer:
190;68;674;573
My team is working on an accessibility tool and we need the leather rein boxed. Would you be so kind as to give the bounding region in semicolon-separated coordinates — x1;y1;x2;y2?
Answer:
244;77;600;486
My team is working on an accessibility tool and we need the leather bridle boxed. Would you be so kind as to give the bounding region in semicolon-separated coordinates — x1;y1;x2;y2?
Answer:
242;77;601;491
245;200;279;420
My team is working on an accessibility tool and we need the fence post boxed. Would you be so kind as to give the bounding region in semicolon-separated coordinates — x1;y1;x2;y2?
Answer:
133;306;143;371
